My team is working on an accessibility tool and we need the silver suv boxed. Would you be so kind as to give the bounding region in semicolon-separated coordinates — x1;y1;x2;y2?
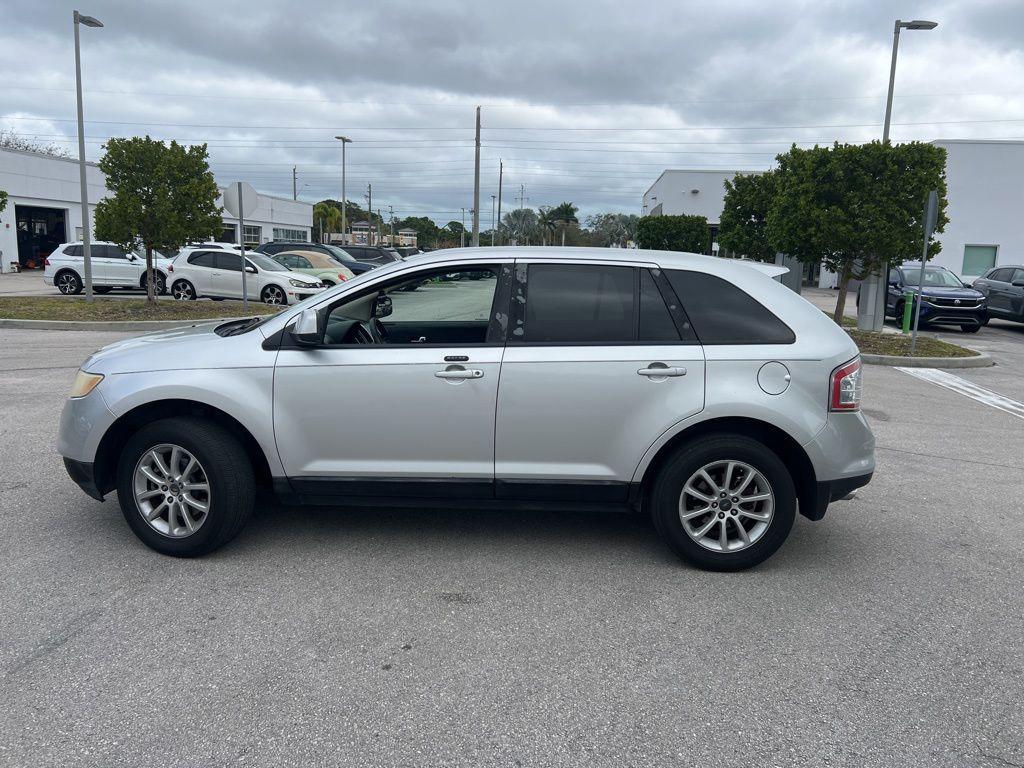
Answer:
58;248;874;570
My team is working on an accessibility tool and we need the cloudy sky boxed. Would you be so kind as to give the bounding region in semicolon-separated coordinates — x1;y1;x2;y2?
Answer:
2;0;1023;226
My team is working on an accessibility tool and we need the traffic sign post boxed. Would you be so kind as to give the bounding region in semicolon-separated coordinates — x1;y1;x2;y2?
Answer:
223;182;259;312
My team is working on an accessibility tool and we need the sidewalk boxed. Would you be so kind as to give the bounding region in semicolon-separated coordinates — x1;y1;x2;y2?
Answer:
802;286;855;318
0;270;53;296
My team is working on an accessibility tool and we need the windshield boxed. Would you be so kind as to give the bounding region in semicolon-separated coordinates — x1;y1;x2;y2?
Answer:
306;252;344;269
322;245;357;263
901;268;965;288
248;253;290;272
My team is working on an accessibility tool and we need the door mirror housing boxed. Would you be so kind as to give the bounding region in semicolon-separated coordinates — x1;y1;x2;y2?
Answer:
290;308;322;346
1012;280;1024;288
372;293;393;318
245;265;258;274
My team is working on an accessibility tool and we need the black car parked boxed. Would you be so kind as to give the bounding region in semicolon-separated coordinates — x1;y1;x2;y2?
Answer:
973;265;1024;324
339;245;403;266
880;263;988;333
254;242;377;275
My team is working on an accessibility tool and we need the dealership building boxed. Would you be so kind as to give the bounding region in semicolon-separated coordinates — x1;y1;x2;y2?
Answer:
0;146;312;273
641;140;1024;285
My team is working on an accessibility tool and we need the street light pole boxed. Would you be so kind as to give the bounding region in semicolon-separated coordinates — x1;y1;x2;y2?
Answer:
859;18;938;332
335;136;352;244
472;106;481;246
73;10;102;302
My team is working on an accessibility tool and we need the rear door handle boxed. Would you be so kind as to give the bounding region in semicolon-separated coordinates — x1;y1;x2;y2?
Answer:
435;369;484;380
638;366;687;377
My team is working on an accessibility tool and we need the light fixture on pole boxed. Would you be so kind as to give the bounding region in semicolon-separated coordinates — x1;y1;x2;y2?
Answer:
859;17;937;331
73;10;102;302
334;136;352;243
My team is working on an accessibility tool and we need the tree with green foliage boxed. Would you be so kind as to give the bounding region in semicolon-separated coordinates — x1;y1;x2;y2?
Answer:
636;214;709;253
313;202;342;241
95;137;222;301
767;141;948;323
718;171;778;262
503;208;539;245
0;189;7;214
585;213;639;248
549;201;579;246
394;216;442;249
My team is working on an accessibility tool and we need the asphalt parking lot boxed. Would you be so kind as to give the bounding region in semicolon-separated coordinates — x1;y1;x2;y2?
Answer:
1;321;1022;768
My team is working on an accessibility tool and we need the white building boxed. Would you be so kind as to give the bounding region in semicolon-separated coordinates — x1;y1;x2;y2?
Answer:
930;140;1024;279
0;146;312;273
642;169;764;255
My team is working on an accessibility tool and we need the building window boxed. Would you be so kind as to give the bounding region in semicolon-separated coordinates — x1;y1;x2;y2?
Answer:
220;224;237;243
273;227;307;242
963;245;997;276
243;225;261;245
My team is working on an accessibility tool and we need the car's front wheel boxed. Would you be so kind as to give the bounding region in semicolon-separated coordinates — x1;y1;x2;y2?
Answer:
141;271;167;295
261;284;286;305
651;434;796;571
171;279;196;300
115;417;255;556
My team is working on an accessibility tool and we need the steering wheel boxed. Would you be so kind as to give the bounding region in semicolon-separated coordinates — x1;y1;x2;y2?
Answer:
371;318;389;343
349;324;374;345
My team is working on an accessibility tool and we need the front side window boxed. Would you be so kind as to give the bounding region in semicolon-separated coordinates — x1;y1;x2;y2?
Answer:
665;270;794;345
324;265;501;346
988;268;1012;282
215;252;243;272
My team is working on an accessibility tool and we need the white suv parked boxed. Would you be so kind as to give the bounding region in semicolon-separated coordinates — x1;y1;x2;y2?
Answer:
44;242;172;295
167;248;325;305
58;247;874;570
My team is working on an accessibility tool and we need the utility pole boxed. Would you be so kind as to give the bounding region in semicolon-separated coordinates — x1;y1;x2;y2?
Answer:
365;184;372;245
496;159;503;246
490;194;496;246
335;136;352;244
388;204;394;246
292;166;297;201
460;207;466;248
472;106;481;246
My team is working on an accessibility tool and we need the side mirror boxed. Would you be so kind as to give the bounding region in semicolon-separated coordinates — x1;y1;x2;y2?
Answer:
1013;280;1024;288
373;293;393;318
245;265;257;274
289;308;322;346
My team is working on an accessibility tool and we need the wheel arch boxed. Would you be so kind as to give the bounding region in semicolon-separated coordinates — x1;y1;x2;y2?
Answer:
635;416;819;521
93;399;273;497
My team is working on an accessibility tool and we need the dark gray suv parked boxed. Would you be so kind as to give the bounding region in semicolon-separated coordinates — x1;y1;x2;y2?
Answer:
974;265;1024;323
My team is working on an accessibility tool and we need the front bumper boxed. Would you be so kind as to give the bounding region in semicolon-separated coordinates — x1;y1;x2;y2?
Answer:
918;303;987;327
63;457;104;501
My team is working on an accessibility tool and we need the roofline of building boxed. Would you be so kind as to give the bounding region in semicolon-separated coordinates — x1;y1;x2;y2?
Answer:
642;168;767;199
0;145;100;168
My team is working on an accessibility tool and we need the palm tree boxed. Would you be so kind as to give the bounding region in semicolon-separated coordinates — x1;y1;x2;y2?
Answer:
502;208;538;245
550;201;579;246
313;202;342;243
537;207;557;245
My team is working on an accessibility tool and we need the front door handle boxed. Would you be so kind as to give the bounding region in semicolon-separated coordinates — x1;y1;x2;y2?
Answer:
435;368;484;380
638;365;687;377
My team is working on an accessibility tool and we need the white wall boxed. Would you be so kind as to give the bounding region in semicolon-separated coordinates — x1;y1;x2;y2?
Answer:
0;147;109;272
931;140;1024;279
642;169;762;223
216;189;312;243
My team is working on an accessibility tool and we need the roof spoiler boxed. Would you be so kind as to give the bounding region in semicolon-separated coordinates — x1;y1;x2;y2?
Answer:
744;262;789;278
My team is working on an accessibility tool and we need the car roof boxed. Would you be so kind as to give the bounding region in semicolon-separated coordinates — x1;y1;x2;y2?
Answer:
401;246;787;277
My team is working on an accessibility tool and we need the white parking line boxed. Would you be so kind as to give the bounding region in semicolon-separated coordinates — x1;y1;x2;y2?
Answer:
895;367;1024;420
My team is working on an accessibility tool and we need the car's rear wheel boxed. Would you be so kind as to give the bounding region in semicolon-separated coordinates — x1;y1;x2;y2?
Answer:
56;270;82;295
651;434;796;571
261;284;286;305
171;279;196;300
116;417;254;557
141;271;166;295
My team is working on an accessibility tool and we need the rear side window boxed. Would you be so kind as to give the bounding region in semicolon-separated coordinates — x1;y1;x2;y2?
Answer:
524;264;634;343
187;251;217;268
665;270;795;344
65;245;83;257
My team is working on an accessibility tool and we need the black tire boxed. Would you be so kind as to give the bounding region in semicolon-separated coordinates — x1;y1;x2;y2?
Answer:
961;324;981;333
171;279;196;300
55;270;83;295
116;417;255;557
650;434;796;571
140;271;167;295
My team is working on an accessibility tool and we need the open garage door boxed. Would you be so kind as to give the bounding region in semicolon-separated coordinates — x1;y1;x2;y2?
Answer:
16;205;67;270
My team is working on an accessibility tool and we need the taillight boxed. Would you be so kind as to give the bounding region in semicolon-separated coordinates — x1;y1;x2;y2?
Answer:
830;357;862;412
45;258;51;267
168;264;174;272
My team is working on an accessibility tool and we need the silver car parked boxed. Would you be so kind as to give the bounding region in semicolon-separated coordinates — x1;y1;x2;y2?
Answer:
58;248;874;570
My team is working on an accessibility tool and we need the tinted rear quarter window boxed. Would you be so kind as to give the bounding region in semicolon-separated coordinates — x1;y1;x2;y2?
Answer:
665;270;794;344
187;251;218;268
65;245;83;257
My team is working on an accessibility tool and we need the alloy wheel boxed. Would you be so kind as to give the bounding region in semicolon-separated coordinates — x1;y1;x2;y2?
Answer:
57;273;79;294
172;281;194;300
132;443;211;538
678;460;775;553
263;285;285;305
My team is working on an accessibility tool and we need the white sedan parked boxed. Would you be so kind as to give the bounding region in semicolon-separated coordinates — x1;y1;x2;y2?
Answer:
167;248;326;305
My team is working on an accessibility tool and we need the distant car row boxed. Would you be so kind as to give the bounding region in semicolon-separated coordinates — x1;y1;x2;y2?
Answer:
857;262;1024;331
42;240;422;305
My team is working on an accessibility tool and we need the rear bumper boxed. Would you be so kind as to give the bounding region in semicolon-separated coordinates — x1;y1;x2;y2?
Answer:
800;410;875;521
63;457;104;501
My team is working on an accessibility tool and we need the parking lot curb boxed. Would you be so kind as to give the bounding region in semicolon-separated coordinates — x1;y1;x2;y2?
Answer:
0;317;242;332
861;351;994;368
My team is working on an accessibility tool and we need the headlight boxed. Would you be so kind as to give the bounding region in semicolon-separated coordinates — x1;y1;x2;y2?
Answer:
289;278;314;288
69;370;104;398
